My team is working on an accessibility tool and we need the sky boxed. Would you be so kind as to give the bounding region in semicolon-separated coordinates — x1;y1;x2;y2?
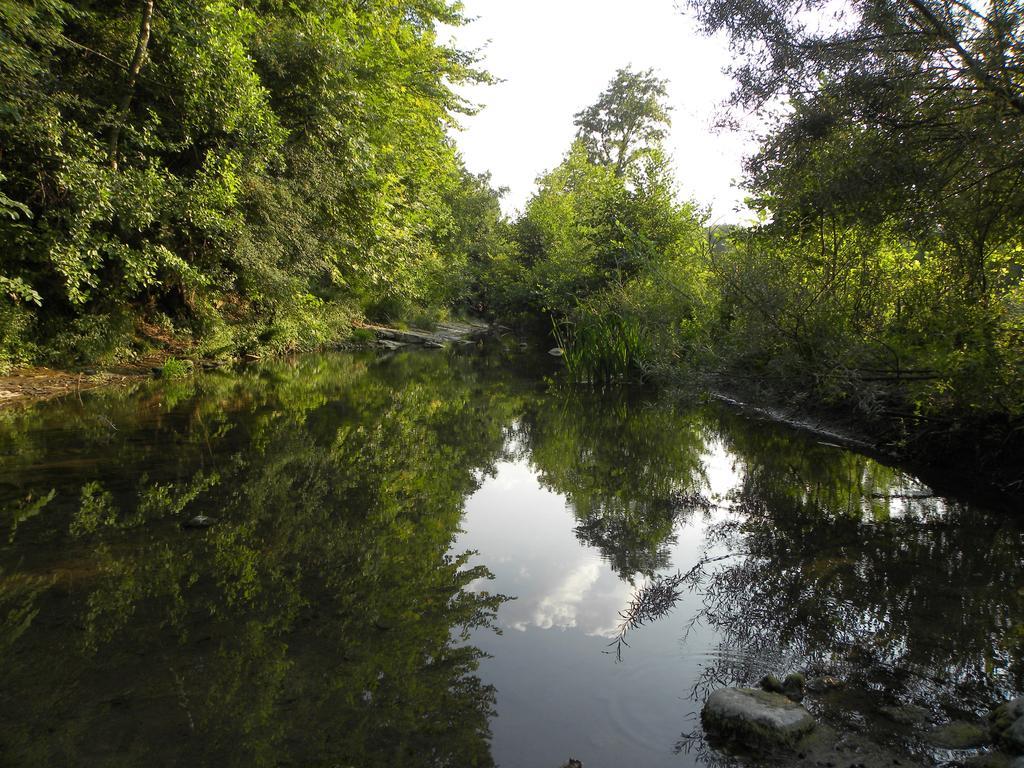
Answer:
444;0;759;224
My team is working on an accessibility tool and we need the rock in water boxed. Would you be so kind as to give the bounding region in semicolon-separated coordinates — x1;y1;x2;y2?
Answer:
927;720;990;749
1007;718;1024;753
805;675;843;694
702;687;816;747
782;672;806;701
759;674;784;693
991;697;1024;753
878;703;929;725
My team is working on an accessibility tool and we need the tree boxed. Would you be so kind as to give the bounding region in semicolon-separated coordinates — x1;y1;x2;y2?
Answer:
685;0;1024;267
0;0;500;368
683;0;1024;424
488;67;709;380
573;66;671;177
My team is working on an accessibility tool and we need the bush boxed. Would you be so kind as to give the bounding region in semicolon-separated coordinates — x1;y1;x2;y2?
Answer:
0;301;37;374
43;311;138;367
160;358;194;379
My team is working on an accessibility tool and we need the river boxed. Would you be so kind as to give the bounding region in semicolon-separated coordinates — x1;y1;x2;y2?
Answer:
0;348;1020;767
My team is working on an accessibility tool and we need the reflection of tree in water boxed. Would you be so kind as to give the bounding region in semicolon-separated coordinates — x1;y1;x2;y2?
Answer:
615;410;1024;719
0;352;523;767
517;388;712;580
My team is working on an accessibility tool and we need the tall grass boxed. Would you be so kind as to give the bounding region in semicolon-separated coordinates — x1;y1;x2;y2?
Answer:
553;311;647;383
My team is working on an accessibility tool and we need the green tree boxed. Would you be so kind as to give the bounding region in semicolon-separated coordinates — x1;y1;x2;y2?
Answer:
573;66;671;177
494;66;709;381
682;0;1024;441
0;0;503;369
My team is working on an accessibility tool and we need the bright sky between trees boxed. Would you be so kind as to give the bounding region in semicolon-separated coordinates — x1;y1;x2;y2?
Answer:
447;0;758;224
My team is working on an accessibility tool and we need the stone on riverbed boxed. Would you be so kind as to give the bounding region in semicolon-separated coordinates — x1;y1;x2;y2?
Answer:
966;754;1024;768
702;687;816;747
878;703;929;726
805;675;843;694
990;697;1024;753
366;320;489;349
928;720;990;749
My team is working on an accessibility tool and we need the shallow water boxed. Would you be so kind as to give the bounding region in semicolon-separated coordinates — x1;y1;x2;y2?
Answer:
0;349;1021;767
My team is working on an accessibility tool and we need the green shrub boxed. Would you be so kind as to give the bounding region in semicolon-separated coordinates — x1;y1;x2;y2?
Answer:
350;327;377;345
555;310;647;383
0;301;37;374
160;358;194;379
43;311;138;367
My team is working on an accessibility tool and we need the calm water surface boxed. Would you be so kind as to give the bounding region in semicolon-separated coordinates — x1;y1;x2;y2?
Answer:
0;349;1021;767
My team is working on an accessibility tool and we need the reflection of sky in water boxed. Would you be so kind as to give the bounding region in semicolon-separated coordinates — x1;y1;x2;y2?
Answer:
452;442;739;768
451;436;972;767
1;354;1017;768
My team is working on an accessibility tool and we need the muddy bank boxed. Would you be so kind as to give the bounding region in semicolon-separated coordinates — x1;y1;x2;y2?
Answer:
0;367;149;410
0;319;493;412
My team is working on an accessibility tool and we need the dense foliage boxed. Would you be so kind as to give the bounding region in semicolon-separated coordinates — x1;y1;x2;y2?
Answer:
2;0;1021;474
477;5;1024;468
0;0;507;369
477;67;714;382
685;0;1024;445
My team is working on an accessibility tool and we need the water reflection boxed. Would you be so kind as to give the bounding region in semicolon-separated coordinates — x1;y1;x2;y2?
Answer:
516;387;713;581
610;411;1024;761
0;350;1021;767
0;352;516;767
695;411;1024;708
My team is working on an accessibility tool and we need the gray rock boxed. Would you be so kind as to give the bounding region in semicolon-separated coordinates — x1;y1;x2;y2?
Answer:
991;697;1024;753
1005;717;1024;753
367;321;489;349
702;687;816;747
965;753;1014;768
760;674;784;693
992;698;1024;728
805;675;843;694
782;672;805;701
928;720;990;749
878;704;929;726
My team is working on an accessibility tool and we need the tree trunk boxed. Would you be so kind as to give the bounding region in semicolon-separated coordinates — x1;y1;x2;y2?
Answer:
108;0;155;171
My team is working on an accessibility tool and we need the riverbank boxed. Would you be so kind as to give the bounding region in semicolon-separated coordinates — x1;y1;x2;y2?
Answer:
705;378;1024;513
0;365;157;410
5;329;1020;516
0;318;493;411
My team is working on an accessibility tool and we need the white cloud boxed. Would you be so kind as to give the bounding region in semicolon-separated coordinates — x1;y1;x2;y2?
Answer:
533;560;602;630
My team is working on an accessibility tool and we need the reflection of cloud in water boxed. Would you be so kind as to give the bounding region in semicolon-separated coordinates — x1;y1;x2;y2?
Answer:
457;459;641;637
533;560;601;630
465;576;491;593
